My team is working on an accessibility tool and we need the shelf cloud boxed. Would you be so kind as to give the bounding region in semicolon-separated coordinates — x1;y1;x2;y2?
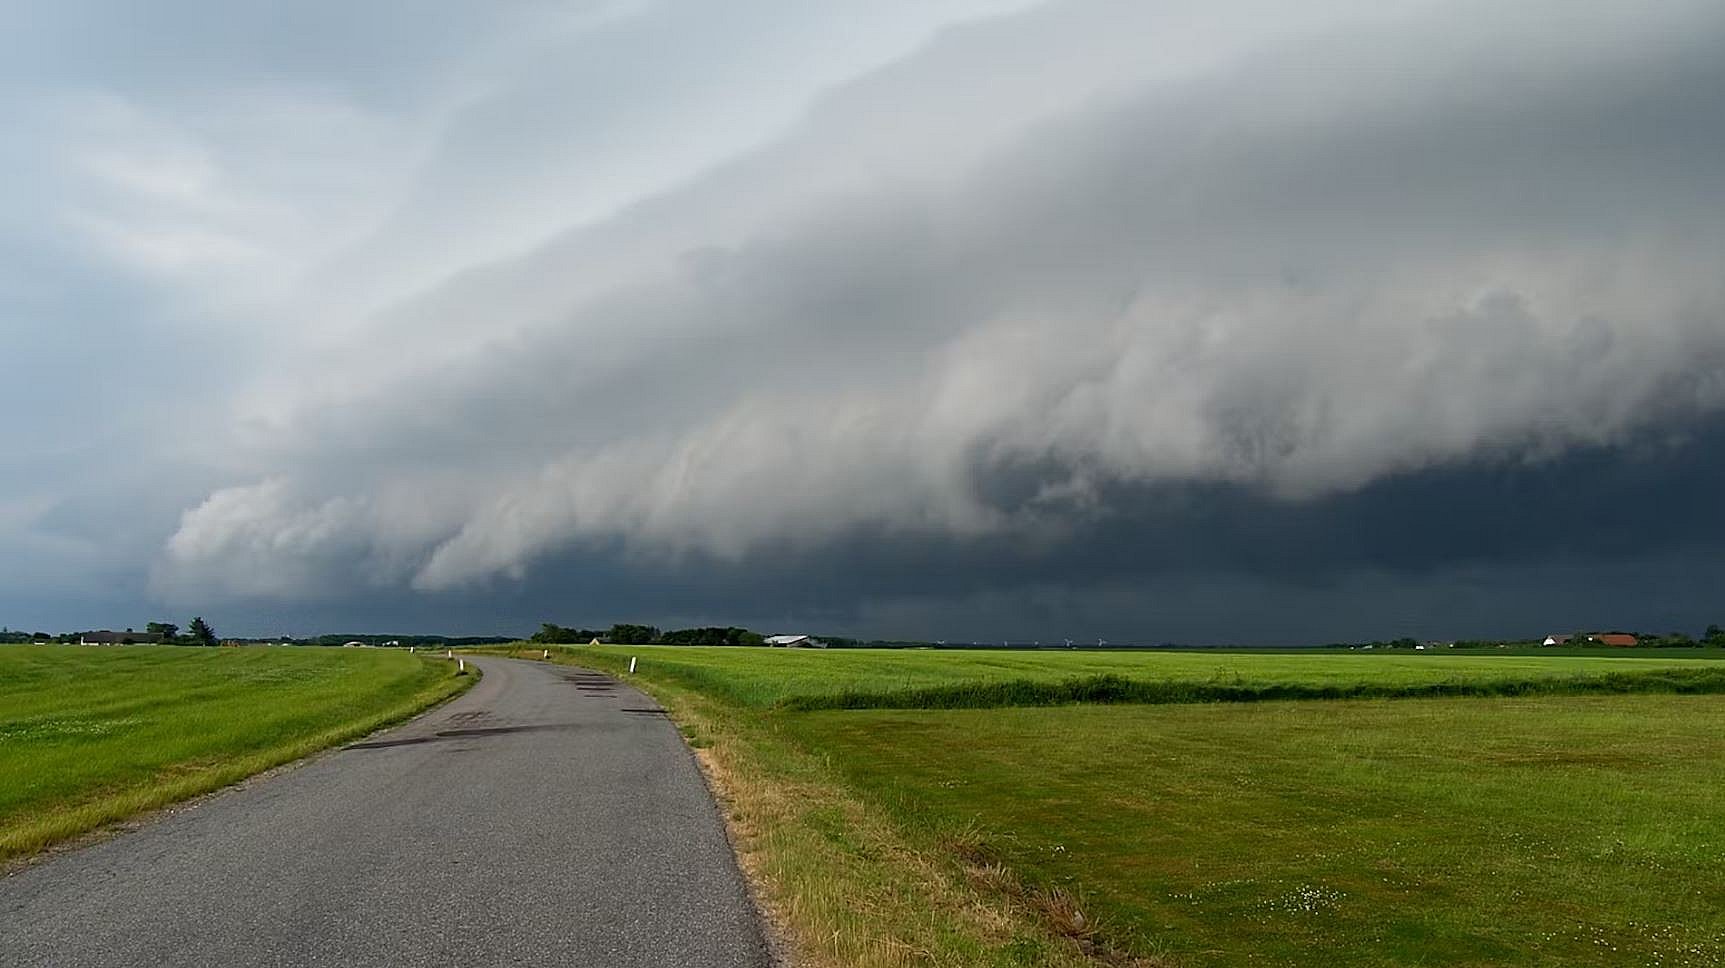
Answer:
5;0;1723;639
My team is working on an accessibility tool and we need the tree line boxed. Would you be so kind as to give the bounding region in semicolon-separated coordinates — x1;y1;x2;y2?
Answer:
530;623;766;647
0;618;218;646
264;633;515;647
0;623;515;648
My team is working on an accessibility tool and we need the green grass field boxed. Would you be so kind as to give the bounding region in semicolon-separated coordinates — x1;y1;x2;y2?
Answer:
557;644;1723;708
790;696;1725;966
0;645;468;860
506;644;1725;967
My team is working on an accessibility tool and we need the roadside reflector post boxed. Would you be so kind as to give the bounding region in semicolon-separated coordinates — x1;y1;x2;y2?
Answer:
629;656;638;674
409;646;414;653
458;658;466;674
446;649;453;659
543;649;549;660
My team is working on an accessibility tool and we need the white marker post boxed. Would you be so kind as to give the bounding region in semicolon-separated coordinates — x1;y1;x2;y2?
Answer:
543;649;550;660
458;658;466;674
446;649;453;659
409;646;415;653
629;656;638;675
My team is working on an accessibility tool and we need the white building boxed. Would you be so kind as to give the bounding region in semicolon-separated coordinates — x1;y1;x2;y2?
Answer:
764;634;824;648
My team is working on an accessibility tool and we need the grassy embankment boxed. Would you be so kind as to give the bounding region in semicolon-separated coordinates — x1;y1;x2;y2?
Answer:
478;644;1725;967
0;645;470;861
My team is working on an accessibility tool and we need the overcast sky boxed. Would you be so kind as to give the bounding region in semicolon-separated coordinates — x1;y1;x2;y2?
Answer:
4;0;1723;642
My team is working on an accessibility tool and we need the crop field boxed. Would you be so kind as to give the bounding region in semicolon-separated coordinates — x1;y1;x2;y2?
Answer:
515;644;1725;967
0;645;468;860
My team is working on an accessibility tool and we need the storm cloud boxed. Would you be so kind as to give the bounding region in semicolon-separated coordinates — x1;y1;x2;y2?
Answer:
5;0;1724;640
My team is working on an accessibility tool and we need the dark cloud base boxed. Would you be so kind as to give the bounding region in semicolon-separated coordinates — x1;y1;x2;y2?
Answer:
19;413;1718;644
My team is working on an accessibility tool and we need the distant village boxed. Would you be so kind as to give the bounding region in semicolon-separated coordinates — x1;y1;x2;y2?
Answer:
1334;628;1725;650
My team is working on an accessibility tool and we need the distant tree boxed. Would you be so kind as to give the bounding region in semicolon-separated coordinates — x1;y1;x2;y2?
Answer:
146;621;180;642
1706;624;1725;645
658;626;762;646
606;623;661;645
187;617;218;648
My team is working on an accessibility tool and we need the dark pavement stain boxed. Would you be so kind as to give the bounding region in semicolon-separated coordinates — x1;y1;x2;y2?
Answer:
346;723;579;750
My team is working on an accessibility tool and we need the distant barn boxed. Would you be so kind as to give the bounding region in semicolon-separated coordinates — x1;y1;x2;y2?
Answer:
764;634;825;648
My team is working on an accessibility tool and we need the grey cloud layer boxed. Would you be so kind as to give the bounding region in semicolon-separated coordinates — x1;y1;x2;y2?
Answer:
159;0;1725;603
3;0;1026;612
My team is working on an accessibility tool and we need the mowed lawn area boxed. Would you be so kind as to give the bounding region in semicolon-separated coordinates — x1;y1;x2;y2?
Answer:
529;645;1725;967
789;696;1725;967
0;645;467;860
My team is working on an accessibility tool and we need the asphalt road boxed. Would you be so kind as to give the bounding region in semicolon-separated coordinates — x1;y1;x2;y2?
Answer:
0;656;773;968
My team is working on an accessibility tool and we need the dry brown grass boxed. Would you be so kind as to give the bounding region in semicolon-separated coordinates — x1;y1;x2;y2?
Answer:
621;682;1135;968
941;826;1175;968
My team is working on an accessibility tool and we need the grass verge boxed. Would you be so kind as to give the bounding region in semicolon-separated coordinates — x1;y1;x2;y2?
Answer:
474;645;1148;966
0;646;473;862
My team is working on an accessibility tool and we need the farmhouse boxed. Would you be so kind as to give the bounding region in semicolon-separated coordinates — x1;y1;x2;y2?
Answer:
765;634;825;648
79;630;163;645
1542;634;1573;646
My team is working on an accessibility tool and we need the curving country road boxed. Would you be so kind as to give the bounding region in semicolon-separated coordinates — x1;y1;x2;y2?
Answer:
0;656;773;968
